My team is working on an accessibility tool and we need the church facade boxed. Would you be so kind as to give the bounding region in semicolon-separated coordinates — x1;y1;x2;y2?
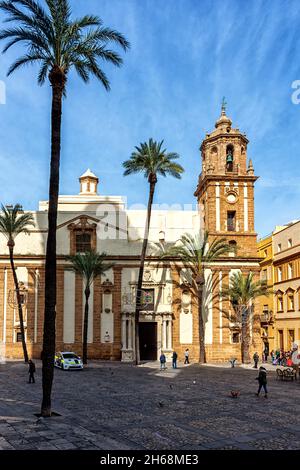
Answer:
0;107;262;362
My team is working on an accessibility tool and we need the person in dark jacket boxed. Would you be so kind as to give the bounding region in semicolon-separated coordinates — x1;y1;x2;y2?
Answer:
160;353;166;370
28;360;36;384
172;351;178;369
255;366;268;398
253;352;259;368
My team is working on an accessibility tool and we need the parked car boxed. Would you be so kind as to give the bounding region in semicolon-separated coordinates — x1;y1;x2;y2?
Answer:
54;352;83;370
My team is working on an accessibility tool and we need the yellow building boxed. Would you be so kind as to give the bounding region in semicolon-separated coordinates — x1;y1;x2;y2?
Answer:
257;234;275;354
258;221;300;354
273;220;300;351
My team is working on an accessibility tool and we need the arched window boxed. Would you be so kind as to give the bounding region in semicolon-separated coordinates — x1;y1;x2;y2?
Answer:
229;240;237;257
226;144;234;172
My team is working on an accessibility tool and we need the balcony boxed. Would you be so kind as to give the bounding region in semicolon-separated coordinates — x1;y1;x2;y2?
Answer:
260;310;274;325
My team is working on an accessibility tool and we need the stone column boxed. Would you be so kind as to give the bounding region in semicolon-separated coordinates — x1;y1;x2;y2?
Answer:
167;319;172;350
121;317;127;350
162;319;167;349
128;316;132;350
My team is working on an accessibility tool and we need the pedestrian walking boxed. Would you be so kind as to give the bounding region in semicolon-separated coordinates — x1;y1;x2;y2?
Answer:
184;348;190;364
253;352;259;368
172;351;178;369
255;366;268;398
28;359;36;384
160;353;166;371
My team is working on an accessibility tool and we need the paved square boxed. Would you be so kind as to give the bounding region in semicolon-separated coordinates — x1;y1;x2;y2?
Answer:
0;361;299;450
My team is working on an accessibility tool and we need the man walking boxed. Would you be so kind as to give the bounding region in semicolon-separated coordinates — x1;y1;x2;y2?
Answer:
255;366;268;398
28;359;36;384
172;351;178;369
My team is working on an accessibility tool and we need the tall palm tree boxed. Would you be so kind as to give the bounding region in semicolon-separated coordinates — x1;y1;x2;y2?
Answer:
0;204;35;362
222;271;269;364
123;139;184;364
66;251;113;365
0;0;129;416
162;232;230;363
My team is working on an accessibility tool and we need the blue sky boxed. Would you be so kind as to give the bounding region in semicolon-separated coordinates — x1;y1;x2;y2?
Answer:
0;0;300;238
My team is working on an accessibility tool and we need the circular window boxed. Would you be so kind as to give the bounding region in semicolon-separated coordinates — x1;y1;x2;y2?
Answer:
226;193;237;204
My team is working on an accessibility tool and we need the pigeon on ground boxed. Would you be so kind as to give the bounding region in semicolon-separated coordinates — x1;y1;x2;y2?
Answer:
158;401;164;408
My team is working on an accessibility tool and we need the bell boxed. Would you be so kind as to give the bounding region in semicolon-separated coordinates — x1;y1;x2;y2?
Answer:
226;154;233;163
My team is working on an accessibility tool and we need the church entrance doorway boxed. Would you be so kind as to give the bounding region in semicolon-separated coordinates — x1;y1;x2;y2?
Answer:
139;322;157;361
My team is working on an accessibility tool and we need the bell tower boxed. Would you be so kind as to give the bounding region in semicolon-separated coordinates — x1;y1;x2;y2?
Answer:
194;101;258;257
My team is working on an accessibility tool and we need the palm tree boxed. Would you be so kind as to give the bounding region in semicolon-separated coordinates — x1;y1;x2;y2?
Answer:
66;251;113;365
123;139;184;364
0;204;35;362
0;0;129;416
161;232;230;363
222;271;269;364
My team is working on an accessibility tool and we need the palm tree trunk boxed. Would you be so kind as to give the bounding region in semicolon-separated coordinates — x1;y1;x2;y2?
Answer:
197;283;206;363
8;244;28;363
41;68;65;417
134;178;156;365
241;306;250;363
83;286;90;365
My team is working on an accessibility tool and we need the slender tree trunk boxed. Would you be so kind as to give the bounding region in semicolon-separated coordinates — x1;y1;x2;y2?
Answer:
197;282;206;363
8;242;28;363
41;68;65;417
134;177;156;365
83;286;90;365
241;306;250;363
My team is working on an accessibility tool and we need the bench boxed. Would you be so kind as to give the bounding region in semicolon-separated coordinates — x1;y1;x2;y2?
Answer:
276;367;297;381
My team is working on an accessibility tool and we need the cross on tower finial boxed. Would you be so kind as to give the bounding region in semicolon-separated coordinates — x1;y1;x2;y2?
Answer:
221;96;227;115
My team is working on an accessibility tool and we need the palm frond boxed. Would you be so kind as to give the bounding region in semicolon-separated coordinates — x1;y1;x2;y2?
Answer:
0;203;35;240
0;0;129;91
66;251;113;287
123;139;184;181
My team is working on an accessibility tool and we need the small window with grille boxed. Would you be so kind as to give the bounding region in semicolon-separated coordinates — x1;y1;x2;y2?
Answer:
75;232;92;253
16;332;22;342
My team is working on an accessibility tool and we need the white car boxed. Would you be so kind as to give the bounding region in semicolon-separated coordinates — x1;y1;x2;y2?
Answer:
54;351;83;370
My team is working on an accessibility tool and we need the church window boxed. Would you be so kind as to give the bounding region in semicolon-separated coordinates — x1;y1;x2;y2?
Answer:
227;211;236;231
16;331;23;343
75;232;92;253
232;332;240;343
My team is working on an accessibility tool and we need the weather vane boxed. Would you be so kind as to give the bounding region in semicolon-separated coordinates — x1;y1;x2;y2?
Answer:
221;96;227;114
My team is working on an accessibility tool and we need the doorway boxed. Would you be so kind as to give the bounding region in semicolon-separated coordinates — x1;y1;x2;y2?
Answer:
139;322;157;361
278;330;284;350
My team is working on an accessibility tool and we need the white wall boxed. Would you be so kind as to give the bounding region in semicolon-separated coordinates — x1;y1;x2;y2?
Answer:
63;270;75;343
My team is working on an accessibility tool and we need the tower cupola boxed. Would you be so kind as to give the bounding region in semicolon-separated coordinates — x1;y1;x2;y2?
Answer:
79;169;99;195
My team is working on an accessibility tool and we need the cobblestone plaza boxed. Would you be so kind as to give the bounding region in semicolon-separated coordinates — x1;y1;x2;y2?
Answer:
0;361;299;451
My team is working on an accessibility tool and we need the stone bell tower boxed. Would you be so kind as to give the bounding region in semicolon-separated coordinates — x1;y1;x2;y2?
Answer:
194;101;261;362
194;101;258;258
